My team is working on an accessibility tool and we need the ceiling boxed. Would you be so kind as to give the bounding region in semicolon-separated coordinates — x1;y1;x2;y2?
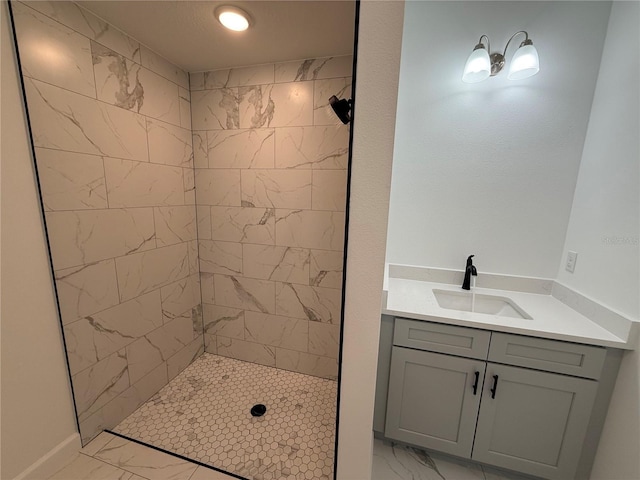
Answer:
76;1;357;72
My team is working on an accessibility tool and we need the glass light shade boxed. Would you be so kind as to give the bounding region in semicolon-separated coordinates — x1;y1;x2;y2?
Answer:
508;44;539;80
216;7;250;31
462;47;491;83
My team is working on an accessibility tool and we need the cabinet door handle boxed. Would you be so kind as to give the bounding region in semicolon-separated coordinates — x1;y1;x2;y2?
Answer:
490;375;499;399
472;371;480;395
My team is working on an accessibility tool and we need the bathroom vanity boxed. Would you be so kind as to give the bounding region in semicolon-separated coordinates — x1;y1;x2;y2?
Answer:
374;265;638;480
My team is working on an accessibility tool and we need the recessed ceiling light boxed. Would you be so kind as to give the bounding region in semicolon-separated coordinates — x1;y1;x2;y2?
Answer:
215;5;252;32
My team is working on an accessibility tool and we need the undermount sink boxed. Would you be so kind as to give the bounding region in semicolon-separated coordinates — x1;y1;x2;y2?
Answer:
433;289;532;319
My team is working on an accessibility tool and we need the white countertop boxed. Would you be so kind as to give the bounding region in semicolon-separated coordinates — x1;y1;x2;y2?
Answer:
383;275;636;350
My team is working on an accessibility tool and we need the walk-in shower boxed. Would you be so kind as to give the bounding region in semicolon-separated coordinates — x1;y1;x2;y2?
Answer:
8;1;357;478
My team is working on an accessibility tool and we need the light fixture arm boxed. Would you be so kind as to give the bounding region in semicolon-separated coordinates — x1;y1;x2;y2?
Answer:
474;34;490;53
502;31;531;59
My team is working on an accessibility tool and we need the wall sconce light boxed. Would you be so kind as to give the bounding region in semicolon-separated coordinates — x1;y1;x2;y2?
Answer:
462;31;539;83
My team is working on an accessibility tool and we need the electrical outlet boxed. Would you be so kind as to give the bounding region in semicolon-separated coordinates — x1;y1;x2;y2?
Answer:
566;251;578;273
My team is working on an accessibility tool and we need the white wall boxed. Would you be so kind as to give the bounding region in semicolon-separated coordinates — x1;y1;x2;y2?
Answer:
0;3;79;478
556;3;639;321
336;1;404;478
386;1;611;278
566;3;639;478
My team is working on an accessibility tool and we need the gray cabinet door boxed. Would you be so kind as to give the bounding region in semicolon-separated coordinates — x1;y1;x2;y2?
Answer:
385;346;486;458
473;363;598;480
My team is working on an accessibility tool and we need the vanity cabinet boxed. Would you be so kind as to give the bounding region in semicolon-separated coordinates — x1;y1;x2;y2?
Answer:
385;347;486;458
473;363;598;479
385;319;491;457
382;318;613;480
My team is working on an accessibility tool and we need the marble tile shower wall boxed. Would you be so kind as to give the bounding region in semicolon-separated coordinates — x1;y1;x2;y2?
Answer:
11;1;202;443
190;57;352;380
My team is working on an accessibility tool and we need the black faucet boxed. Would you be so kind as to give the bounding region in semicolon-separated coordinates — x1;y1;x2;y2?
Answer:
462;255;477;290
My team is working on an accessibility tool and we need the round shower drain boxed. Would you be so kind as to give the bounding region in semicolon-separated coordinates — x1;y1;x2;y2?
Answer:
250;404;267;417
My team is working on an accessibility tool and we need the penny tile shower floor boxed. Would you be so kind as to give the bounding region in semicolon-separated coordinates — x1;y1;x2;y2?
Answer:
113;353;337;480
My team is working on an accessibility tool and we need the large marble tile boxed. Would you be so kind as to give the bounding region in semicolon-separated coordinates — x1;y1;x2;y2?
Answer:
72;349;129;422
160;274;200;323
312;169;348;211
192;132;208;168
196;205;212;240
244;311;308;352
275;125;349;169
275;209;345;251
104;158;184;208
241;169;311;209
211;206;275;245
12;2;95;97
78;409;109;445
126;314;194;383
48;452;134;480
189;71;204;91
101;363;169;434
24;1;141;62
191;88;239;130
64;290;162;375
308;322;340;358
237;84;275;129
92;41;180;125
275;282;341;324
217;337;276;367
188;240;200;275
167;337;204;380
372;439;485;480
34;148;107;211
213;274;275;314
242;244;309;284
204;64;275;89
239;81;313;128
275;349;337;379
178;86;192;130
80;431;117;456
204;332;217;353
183;167;196;205
191;303;203;338
140;45;189;89
94;436;198;479
208;129;275;169
115;243;190;302
194;169;241;206
198;240;243;276
23;78;148;161
45;208;155;270
309;250;344;289
55;259;119;325
154;206;196;247
203;304;244;339
275;56;353;83
147;119;193;168
268;81;314;127
200;273;215;304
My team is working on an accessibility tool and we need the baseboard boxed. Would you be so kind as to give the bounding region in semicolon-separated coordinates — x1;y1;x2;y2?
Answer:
13;432;81;480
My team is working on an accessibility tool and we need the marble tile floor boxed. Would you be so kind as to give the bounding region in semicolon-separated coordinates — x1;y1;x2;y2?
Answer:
372;438;534;480
50;432;537;480
48;431;235;479
112;353;337;480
